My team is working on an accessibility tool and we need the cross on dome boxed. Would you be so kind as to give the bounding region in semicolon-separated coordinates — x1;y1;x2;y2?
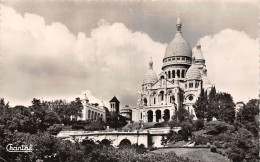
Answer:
149;57;153;69
196;41;201;49
176;16;182;32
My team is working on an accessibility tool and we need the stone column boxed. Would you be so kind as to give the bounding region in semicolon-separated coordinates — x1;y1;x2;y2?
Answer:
153;111;156;122
170;108;174;121
165;93;167;105
162;109;165;120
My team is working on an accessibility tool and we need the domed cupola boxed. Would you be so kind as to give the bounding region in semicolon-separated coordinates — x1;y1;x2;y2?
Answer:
162;17;192;70
194;42;205;65
143;58;158;85
185;58;201;81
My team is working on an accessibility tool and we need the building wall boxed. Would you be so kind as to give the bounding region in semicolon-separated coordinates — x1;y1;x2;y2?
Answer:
79;99;106;122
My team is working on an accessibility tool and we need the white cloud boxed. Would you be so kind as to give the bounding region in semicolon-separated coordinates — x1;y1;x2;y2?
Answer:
79;90;110;109
1;4;257;107
0;5;166;107
198;29;258;103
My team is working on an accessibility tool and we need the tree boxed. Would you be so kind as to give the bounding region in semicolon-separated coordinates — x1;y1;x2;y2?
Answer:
30;98;47;131
193;89;208;120
216;93;236;123
178;122;194;141
172;108;192;123
66;98;83;120
44;110;61;127
194;88;236;123
207;86;217;121
240;99;259;122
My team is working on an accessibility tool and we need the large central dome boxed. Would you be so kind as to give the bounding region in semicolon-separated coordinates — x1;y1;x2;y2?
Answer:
164;17;192;59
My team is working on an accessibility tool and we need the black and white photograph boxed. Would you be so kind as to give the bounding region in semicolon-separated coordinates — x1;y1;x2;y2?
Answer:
0;0;259;161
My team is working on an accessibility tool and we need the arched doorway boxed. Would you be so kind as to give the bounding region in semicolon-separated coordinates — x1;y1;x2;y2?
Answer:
119;139;131;147
100;139;111;146
155;110;161;122
147;110;153;122
164;109;170;121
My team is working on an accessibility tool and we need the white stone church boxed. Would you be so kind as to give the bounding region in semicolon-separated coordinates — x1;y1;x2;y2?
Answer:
132;17;213;123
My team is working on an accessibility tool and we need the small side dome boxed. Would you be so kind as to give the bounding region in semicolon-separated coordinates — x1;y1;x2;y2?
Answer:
185;64;201;80
194;42;205;60
143;58;158;84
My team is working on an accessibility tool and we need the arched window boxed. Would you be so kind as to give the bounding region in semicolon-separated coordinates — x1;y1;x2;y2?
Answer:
177;70;180;78
154;97;156;104
143;98;147;106
195;82;199;88
172;70;175;78
160;91;164;101
189;83;193;88
168;71;171;79
88;110;91;119
141;112;142;119
181;70;185;78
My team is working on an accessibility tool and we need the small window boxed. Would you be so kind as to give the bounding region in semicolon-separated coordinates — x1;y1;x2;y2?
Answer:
195;82;199;88
177;57;180;60
182;57;185;60
168;58;171;61
189;95;193;101
189;83;193;88
173;58;175;60
165;60;167;62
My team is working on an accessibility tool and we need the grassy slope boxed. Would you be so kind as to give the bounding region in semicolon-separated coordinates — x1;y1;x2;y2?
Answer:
153;148;231;162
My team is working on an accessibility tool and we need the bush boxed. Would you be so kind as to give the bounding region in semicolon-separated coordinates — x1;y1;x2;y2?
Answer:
210;145;217;152
71;124;85;130
194;119;204;130
223;143;229;149
132;144;147;154
179;122;194;141
227;145;245;162
168;120;181;128
205;121;235;135
84;124;105;131
47;124;63;135
154;122;168;128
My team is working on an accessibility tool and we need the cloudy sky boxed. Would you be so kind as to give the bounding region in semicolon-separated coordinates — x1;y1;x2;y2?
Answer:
0;0;258;107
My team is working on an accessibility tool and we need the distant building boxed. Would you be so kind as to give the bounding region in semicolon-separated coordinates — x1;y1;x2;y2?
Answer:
132;17;213;123
120;105;132;121
78;94;106;122
110;96;120;114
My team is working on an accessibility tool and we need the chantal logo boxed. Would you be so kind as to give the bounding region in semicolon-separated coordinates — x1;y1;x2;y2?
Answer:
6;144;33;152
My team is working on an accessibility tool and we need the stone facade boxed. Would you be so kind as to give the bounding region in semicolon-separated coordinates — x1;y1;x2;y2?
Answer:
78;94;106;122
132;17;213;122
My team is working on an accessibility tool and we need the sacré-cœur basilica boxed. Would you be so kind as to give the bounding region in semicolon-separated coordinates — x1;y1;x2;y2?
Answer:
132;17;213;123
